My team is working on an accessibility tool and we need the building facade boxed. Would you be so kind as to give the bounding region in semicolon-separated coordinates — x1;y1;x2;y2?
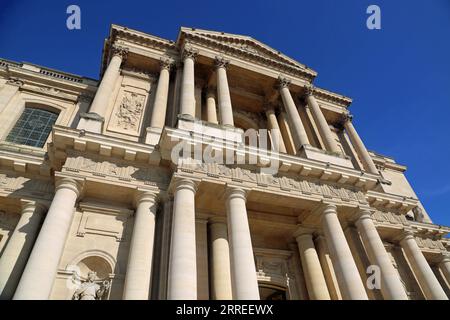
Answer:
0;25;449;300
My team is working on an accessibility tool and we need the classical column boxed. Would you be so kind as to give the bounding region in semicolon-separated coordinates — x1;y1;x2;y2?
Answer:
167;179;197;300
123;192;158;300
304;86;340;153
320;204;368;300
209;220;233;300
13;178;82;300
0;201;46;299
265;104;287;153
294;229;330;300
179;47;198;119
400;232;448;300
149;57;173;129
277;77;309;152
205;87;218;124
277;111;296;155
196;218;209;299
215;56;234;126
78;45;127;133
439;255;450;287
355;210;408;300
226;187;260;300
341;114;378;175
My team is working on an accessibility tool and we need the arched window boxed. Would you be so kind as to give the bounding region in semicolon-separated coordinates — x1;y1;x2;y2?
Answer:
6;107;58;148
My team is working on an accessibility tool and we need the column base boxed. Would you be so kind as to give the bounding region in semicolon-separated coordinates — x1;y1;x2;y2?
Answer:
77;112;104;134
146;127;163;145
300;144;354;168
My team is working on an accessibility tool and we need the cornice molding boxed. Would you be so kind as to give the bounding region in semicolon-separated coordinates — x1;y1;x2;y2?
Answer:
181;31;316;82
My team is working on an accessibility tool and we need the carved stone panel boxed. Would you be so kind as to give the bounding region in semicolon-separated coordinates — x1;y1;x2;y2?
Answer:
107;82;150;136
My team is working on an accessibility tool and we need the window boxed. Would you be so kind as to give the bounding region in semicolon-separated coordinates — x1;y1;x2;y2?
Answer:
6;107;58;148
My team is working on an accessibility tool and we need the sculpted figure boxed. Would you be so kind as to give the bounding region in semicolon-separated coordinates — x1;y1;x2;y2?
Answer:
72;271;110;300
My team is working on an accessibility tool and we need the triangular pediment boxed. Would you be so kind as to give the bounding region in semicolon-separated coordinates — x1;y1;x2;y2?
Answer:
179;27;316;76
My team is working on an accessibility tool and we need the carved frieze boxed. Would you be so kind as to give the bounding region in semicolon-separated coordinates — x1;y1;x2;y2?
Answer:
63;153;169;188
0;172;53;197
415;237;446;252
177;161;367;204
371;210;410;227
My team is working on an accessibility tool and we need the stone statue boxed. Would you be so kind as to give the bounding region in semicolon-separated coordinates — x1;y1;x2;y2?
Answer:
412;206;425;222
72;271;111;300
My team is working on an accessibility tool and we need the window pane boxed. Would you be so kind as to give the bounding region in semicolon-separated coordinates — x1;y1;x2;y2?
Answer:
6;107;58;148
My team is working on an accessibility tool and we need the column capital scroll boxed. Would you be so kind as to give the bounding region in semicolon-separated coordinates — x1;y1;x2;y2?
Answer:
110;44;129;61
276;76;291;89
160;56;175;71
214;56;230;69
182;45;199;61
303;84;316;97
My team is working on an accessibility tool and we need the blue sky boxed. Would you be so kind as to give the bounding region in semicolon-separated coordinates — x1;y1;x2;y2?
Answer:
0;0;449;226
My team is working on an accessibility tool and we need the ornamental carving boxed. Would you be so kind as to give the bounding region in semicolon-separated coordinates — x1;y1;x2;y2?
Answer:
0;173;53;196
115;92;145;130
303;84;315;97
159;56;174;71
371;210;410;226
63;153;169;187
214;56;229;69
6;77;24;87
415;237;446;251
182;45;199;61
110;44;129;60
277;76;291;89
177;161;367;204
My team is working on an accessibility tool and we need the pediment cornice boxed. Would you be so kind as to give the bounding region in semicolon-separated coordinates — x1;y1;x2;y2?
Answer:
179;28;317;82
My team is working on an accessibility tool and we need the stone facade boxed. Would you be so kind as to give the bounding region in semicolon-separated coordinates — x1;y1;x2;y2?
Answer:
0;25;449;300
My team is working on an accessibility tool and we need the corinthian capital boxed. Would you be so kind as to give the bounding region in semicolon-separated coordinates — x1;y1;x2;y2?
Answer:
111;44;129;60
337;112;353;129
277;76;291;89
303;84;315;97
160;56;174;71
214;56;230;69
182;45;199;61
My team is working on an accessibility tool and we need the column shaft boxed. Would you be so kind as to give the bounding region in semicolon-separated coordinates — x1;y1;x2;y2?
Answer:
226;187;260;300
89;55;122;115
439;257;450;287
400;234;448;300
216;58;234;126
278;78;310;151
13;178;81;300
77;46;127;133
295;232;330;300
206;89;218;124
179;50;197;118
0;202;46;299
277;111;296;155
321;204;368;300
149;61;171;129
266;107;287;153
209;222;233;300
167;179;197;299
305;93;340;153
355;212;408;300
123;192;158;300
344;117;378;174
